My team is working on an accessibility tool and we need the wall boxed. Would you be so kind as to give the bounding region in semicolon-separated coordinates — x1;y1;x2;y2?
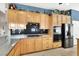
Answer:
71;10;79;21
0;3;6;13
15;4;52;14
72;20;79;45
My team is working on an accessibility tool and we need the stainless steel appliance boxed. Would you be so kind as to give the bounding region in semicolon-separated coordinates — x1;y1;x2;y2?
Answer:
53;26;61;42
61;24;73;48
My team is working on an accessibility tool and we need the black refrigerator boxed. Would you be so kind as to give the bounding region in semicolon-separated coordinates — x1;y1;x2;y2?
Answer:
61;24;73;48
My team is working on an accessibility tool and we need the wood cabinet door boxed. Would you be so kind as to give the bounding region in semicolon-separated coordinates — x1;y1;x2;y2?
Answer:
62;15;67;24
14;41;21;56
52;14;58;26
20;39;27;55
26;11;34;23
45;14;50;29
35;38;43;51
48;39;53;49
8;41;21;56
7;46;16;56
40;13;46;29
8;9;18;24
33;13;41;23
58;15;62;26
26;39;35;53
42;38;49;50
17;10;26;24
52;42;61;48
66;16;71;24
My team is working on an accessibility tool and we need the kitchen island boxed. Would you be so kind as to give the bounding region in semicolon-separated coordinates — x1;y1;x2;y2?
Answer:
7;35;61;56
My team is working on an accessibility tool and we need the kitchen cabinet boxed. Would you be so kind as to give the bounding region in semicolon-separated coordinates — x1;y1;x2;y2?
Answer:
20;39;27;55
42;38;49;50
8;9;18;24
17;10;27;24
40;13;46;29
40;13;49;29
52;41;61;48
26;39;35;53
7;46;16;56
35;38;43;51
66;16;71;24
20;39;35;54
14;41;21;56
33;13;41;23
62;15;67;24
58;14;62;26
45;14;50;29
26;11;34;23
52;14;58;26
48;39;53;49
7;41;21;56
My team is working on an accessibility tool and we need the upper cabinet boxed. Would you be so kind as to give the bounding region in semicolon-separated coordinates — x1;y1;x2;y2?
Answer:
8;9;18;24
62;15;67;24
66;16;71;24
17;10;27;24
52;14;58;26
62;15;71;24
33;12;41;23
52;14;71;27
57;14;62;26
40;13;50;29
26;11;34;23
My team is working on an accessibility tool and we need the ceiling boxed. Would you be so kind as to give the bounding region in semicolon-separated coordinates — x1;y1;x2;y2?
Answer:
20;3;79;11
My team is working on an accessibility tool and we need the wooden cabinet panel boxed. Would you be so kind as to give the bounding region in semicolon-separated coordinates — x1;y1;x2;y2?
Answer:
52;14;58;26
33;13;41;23
62;15;67;24
20;39;27;55
58;15;62;26
8;41;21;56
7;46;16;56
18;11;26;24
66;16;71;24
40;13;46;29
26;11;34;23
45;14;50;29
52;42;61;48
8;9;18;24
48;39;53;49
35;38;43;51
42;38;49;50
40;13;49;29
14;42;21;56
26;39;35;53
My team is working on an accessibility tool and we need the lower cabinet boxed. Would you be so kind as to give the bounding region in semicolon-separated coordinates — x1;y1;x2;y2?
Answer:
52;41;61;48
35;38;43;51
8;41;21;56
20;39;27;55
48;39;53;49
26;39;35;53
8;38;61;56
14;42;21;56
42;38;53;50
42;38;49;50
